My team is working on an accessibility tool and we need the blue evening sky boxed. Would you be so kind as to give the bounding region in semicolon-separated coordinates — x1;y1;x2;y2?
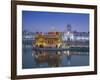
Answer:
22;11;89;32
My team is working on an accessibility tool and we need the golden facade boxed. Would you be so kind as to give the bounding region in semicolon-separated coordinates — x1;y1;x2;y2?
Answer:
34;32;62;48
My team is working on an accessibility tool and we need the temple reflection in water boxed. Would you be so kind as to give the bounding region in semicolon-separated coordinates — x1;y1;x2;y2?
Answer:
33;51;62;67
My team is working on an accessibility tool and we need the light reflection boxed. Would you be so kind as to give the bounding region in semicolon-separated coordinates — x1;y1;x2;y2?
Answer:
32;50;73;67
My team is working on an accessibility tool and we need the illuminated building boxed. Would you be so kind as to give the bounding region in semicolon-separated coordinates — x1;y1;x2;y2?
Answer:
62;24;89;41
22;30;35;45
73;31;89;41
35;32;62;48
62;24;74;41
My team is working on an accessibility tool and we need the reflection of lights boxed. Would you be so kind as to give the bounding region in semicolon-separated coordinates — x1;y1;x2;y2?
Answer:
63;51;70;56
63;51;67;54
58;51;61;55
35;55;38;59
67;50;70;56
32;53;34;56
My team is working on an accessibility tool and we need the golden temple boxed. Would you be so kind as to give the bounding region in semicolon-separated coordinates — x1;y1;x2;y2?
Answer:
34;32;62;48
